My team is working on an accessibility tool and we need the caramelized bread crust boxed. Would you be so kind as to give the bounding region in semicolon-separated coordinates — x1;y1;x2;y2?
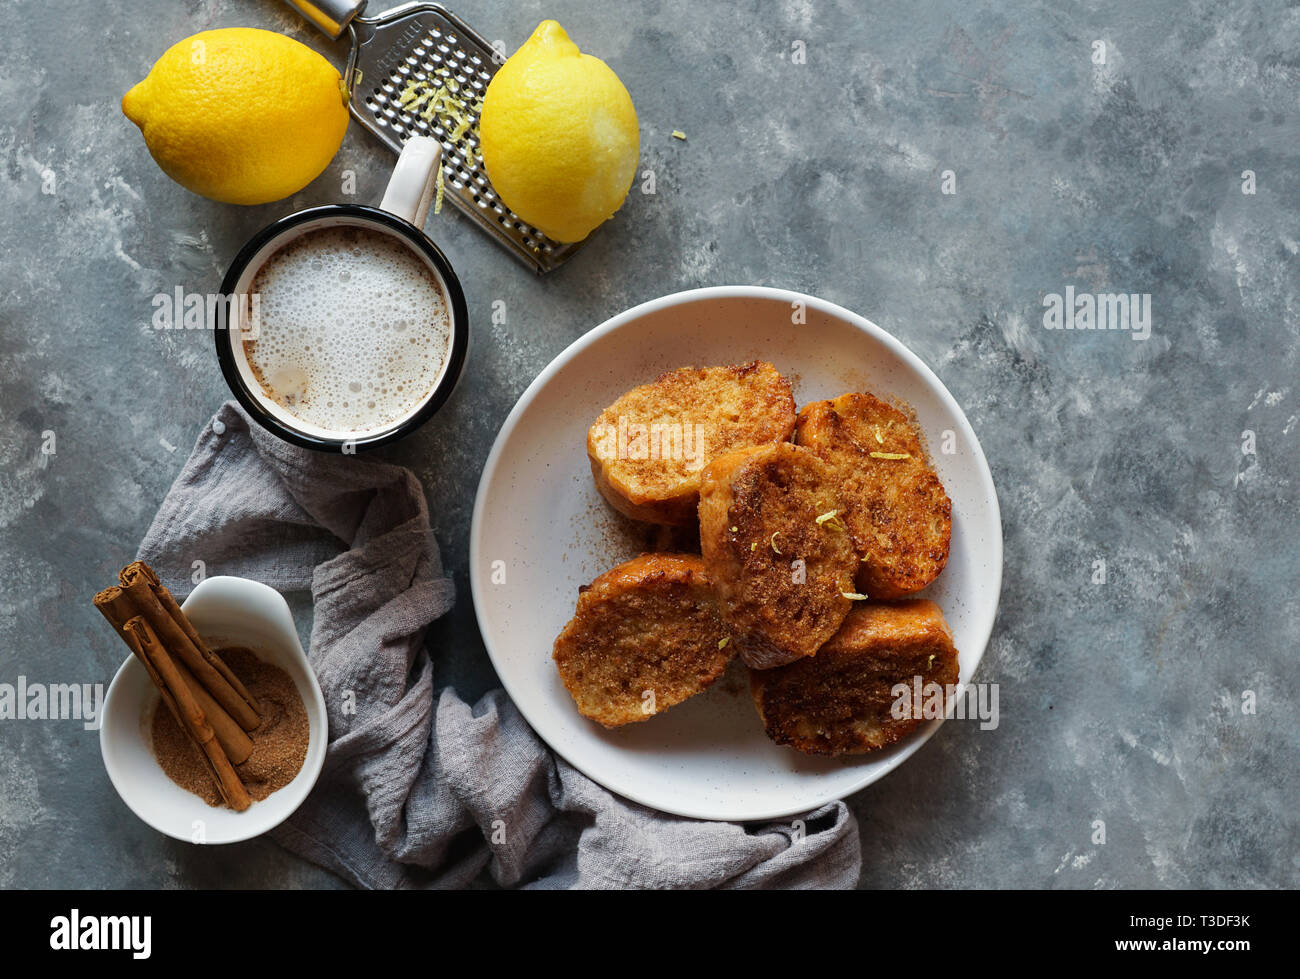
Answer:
698;442;858;670
795;393;951;598
552;553;732;727
750;600;960;756
588;362;796;526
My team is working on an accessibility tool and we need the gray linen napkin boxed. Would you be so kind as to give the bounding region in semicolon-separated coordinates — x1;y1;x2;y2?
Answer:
137;402;862;889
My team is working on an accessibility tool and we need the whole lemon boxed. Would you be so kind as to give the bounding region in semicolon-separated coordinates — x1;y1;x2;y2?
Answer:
480;21;639;243
122;28;349;205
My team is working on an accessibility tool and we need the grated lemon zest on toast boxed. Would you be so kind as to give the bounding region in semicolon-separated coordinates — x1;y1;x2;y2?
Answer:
815;509;846;532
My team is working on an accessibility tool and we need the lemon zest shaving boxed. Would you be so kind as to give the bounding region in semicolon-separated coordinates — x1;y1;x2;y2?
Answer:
399;81;433;108
770;531;782;554
398;77;482;151
870;451;911;460
671;130;687;140
419;87;449;121
718;637;729;649
815;509;846;532
841;591;868;601
448;115;473;141
433;166;446;214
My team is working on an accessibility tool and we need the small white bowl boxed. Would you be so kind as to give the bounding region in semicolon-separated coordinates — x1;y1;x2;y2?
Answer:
99;576;328;844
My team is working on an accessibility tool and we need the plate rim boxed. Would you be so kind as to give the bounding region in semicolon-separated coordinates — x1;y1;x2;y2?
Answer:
470;285;1003;821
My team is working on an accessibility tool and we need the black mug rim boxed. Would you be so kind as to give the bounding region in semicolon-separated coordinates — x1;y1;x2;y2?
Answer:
215;204;470;452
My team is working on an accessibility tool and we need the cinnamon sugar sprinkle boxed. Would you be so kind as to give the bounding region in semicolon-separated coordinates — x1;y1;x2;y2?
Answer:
151;647;309;808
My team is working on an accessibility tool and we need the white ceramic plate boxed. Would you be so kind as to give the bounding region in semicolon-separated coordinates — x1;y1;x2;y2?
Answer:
470;287;1002;821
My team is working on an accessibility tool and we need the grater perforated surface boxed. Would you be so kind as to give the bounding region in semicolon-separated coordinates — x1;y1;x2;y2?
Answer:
344;4;582;274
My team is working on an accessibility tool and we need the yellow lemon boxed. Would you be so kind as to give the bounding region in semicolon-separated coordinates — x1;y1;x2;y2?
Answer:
122;28;349;205
479;21;639;243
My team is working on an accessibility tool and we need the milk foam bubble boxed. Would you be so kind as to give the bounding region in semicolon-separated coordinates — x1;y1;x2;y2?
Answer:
244;226;450;435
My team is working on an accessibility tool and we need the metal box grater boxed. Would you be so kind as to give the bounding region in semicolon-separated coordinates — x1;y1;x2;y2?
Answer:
286;0;583;274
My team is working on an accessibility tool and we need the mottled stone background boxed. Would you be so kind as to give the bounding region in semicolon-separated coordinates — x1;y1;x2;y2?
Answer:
1;0;1296;888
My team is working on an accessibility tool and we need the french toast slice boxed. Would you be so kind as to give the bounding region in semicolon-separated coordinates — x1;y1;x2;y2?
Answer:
552;553;733;728
795;392;951;598
587;362;796;526
749;600;960;756
698;442;859;670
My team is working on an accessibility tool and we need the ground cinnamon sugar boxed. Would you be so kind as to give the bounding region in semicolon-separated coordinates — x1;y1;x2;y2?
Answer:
151;647;309;808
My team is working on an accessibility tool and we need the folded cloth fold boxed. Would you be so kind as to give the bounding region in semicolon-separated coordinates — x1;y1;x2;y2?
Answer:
138;402;861;889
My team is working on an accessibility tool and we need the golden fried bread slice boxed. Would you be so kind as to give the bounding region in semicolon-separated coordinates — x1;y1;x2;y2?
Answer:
552;553;732;728
588;362;796;526
750;600;960;756
698;442;858;670
795;392;951;598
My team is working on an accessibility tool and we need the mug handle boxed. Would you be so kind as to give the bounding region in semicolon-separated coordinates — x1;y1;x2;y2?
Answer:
380;136;443;228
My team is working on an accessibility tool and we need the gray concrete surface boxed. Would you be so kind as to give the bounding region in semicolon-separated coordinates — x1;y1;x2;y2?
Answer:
1;0;1297;888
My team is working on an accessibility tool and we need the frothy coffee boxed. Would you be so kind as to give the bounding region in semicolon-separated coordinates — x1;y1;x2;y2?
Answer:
243;225;450;436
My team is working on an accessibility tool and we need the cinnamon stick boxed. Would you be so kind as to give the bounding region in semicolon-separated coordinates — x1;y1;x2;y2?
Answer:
117;574;261;732
95;589;186;734
127;566;261;719
121;562;261;719
169;659;253;764
100;606;232;807
93;586;253;764
122;616;250;812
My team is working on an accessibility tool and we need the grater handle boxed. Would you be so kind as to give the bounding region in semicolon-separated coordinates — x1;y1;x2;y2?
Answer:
281;0;366;41
380;137;442;229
